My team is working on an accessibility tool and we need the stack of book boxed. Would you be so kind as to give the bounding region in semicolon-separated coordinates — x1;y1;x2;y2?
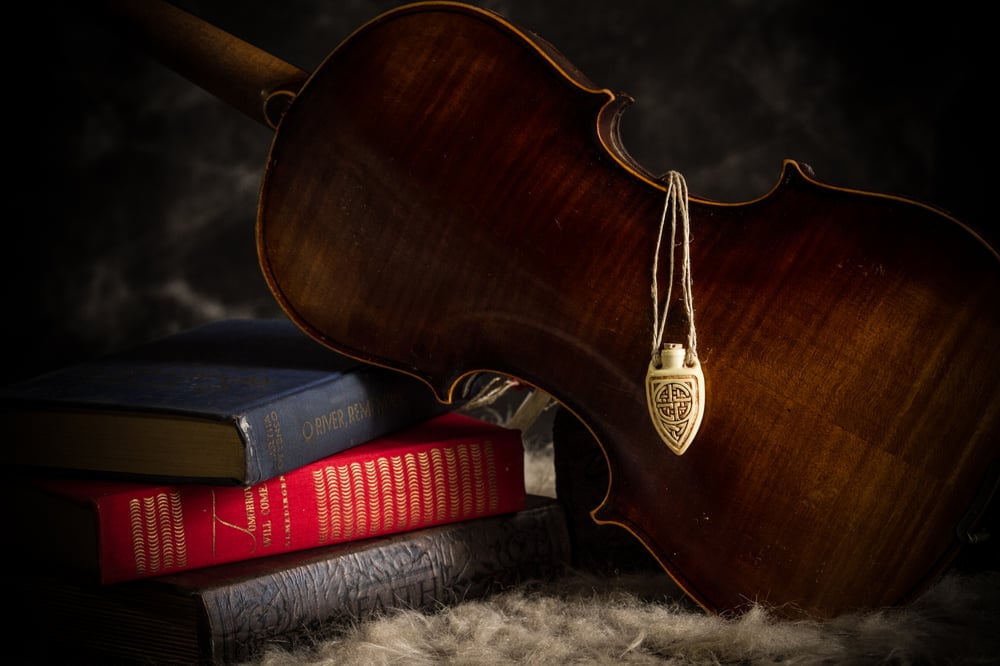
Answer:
2;319;571;664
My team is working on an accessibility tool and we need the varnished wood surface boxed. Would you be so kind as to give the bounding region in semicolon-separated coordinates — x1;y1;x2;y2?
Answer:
257;3;999;618
116;1;999;617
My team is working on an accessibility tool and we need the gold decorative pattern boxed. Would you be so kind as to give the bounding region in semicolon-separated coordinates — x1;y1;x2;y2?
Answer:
405;452;420;528
129;491;187;575
364;459;383;534
337;464;354;539
313;468;332;543
484;442;498;512
169;492;187;567
430;447;447;522
391;455;407;530
444;447;460;520
458;444;474;517
128;498;146;575
155;492;175;568
377;457;395;530
350;461;368;536
309;439;502;543
417;451;434;524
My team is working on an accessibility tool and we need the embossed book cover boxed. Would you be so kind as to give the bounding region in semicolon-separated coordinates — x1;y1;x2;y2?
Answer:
2;318;461;485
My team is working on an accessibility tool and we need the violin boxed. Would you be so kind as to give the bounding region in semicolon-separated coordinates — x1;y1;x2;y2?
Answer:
109;0;998;618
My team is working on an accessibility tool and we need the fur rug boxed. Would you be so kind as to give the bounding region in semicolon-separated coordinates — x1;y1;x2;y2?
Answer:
247;571;998;665
243;400;999;665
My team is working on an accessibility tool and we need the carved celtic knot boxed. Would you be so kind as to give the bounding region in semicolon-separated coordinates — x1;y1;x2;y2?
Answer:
645;357;705;456
655;381;693;422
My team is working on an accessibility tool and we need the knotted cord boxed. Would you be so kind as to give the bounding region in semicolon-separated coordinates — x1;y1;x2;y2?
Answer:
651;171;698;367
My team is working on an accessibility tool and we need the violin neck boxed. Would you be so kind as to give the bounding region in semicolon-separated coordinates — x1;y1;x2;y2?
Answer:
106;0;307;128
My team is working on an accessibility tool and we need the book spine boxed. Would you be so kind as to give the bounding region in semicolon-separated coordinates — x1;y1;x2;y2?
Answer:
201;498;570;663
240;366;453;483
96;431;525;583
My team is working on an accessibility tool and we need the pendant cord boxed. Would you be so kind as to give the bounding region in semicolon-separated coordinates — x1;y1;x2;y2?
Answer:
651;171;698;368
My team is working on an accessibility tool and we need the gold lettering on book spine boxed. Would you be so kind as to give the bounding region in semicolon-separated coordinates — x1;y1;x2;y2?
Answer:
279;476;292;546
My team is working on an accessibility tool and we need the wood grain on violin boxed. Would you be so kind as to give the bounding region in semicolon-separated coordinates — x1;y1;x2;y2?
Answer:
109;0;999;618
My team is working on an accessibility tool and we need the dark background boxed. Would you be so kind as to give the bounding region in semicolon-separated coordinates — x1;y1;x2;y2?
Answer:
8;0;990;385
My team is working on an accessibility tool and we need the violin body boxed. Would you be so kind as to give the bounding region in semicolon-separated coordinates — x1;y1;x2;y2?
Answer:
125;1;1000;618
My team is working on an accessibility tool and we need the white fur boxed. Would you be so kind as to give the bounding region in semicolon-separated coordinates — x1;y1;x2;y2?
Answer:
249;571;998;665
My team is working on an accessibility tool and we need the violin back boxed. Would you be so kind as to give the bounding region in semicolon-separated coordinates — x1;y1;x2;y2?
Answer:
256;3;999;617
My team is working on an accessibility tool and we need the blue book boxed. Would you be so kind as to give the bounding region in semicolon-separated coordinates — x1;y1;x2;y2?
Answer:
2;319;462;485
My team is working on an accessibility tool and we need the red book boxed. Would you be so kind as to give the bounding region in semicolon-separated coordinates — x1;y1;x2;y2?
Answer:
13;413;525;584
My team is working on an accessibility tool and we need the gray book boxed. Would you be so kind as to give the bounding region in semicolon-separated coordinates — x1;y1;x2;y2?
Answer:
14;495;570;665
